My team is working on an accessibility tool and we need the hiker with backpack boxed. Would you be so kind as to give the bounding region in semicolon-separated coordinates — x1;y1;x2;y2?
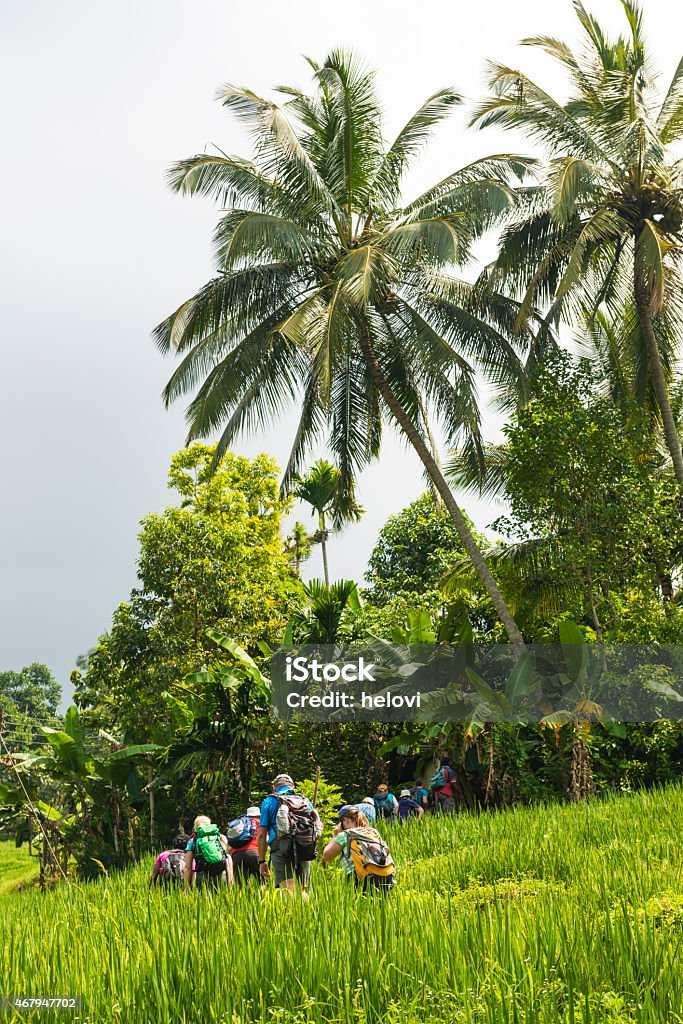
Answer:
257;773;322;894
323;806;396;893
184;815;233;891
373;784;398;821
227;806;261;884
337;797;377;826
411;779;430;812
397;789;424;822
149;834;188;888
430;758;458;814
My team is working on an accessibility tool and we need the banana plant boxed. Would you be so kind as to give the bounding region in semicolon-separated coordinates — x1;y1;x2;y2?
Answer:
160;629;272;804
0;706;161;880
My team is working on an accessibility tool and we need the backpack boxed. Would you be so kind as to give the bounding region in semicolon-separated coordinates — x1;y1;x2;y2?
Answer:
410;786;426;804
275;792;322;862
227;815;258;850
344;828;395;888
430;768;446;791
373;792;396;820
194;823;226;876
398;798;420;821
160;851;185;886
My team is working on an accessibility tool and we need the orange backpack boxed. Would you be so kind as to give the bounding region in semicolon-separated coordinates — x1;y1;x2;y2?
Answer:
345;827;395;884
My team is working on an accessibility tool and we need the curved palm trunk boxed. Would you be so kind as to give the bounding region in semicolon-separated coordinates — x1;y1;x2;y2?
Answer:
634;274;683;488
357;329;525;649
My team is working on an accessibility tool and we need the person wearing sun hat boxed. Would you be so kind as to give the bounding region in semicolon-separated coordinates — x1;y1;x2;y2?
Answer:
397;789;423;822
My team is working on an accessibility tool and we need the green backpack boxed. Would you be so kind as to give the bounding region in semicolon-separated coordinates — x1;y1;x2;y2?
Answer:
194;823;225;873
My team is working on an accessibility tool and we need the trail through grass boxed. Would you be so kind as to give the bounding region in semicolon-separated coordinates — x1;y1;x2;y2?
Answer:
3;787;683;1023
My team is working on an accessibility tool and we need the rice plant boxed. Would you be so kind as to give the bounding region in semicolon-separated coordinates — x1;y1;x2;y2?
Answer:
2;786;683;1023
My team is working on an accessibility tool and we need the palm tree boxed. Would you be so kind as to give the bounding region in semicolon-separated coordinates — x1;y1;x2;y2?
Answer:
154;50;535;646
290;578;362;644
292;458;362;584
471;0;683;486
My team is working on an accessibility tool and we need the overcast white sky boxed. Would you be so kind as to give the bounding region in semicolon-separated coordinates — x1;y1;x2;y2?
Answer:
1;0;681;699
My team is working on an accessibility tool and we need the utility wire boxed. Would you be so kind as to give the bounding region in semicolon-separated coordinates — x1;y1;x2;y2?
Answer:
0;710;70;886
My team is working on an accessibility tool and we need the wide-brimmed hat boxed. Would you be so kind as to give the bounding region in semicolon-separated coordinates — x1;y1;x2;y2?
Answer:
247;806;261;817
400;789;412;799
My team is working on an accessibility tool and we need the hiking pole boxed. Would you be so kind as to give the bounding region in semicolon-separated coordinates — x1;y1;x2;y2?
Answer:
312;765;320;808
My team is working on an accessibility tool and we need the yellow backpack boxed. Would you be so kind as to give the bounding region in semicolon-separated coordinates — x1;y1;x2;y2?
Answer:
345;827;395;884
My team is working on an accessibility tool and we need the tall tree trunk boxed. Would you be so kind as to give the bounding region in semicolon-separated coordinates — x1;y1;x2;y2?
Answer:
658;569;674;602
569;719;593;802
357;328;525;649
634;272;683;487
319;512;330;586
484;723;498;807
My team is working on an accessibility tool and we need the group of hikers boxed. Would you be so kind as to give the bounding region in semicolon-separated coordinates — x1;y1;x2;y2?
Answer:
150;761;459;895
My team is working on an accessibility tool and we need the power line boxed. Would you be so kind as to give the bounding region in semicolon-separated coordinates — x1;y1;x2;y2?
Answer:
0;715;65;725
0;710;70;886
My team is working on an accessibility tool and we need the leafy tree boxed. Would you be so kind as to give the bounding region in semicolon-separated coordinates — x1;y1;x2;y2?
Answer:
284;521;314;575
155;49;538;645
73;444;302;739
292;459;363;584
473;0;683;486
446;359;678;638
0;664;60;720
295;774;344;840
365;492;473;605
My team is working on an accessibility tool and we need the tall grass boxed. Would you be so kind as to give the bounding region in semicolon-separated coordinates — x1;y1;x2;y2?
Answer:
3;786;683;1023
0;841;38;896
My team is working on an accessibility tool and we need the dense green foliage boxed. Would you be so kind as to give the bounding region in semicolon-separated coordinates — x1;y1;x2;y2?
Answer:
0;664;60;721
73;445;301;740
2;788;682;1022
0;664;62;841
497;360;678;637
365;492;466;604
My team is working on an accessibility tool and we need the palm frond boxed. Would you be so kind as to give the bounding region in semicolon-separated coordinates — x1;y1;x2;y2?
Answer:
315;49;384;219
153;263;306;359
213;211;323;269
372;88;462;205
444;443;511;500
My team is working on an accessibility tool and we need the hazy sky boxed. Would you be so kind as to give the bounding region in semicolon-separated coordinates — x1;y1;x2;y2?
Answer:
2;0;681;700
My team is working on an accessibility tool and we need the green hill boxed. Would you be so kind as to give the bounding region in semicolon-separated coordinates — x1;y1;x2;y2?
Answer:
1;787;682;1023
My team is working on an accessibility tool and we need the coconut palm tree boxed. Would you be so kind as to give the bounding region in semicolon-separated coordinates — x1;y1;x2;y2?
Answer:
471;0;683;487
155;50;536;646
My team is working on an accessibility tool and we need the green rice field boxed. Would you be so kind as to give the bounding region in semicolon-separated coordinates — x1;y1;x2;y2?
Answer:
0;841;38;897
2;786;683;1023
